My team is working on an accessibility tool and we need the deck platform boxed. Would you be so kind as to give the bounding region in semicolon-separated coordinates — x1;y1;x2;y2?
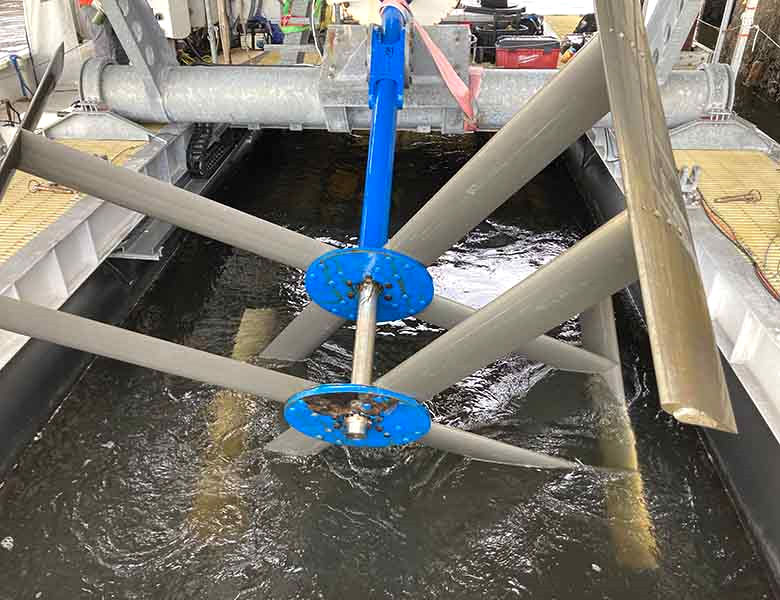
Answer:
0;139;143;265
674;149;780;299
0;120;194;370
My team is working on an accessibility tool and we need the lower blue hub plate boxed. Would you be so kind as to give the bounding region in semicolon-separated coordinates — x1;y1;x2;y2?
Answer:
305;248;434;322
284;383;431;447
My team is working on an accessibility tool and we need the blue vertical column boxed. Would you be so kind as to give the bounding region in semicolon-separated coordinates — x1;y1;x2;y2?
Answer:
359;5;406;248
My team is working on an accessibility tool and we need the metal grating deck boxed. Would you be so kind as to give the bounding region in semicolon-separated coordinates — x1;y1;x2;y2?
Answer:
674;149;780;299
0;139;143;264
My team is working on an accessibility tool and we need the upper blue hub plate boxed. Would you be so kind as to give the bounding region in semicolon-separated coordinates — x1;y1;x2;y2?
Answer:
284;383;431;448
305;248;434;322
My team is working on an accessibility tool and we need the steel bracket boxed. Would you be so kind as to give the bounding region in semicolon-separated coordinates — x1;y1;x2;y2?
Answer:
319;24;471;133
99;0;178;121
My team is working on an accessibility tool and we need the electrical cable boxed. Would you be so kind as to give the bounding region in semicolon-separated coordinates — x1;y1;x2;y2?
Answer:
311;0;323;58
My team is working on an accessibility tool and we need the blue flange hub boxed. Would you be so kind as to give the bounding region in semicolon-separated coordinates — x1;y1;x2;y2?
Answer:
284;383;431;447
304;247;434;322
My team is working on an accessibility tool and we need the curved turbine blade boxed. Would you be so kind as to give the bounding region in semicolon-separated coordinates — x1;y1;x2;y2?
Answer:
0;296;574;469
420;423;576;469
16;130;330;270
376;214;636;401
21;42;65;131
260;38;610;361
594;0;736;432
0;297;310;403
0;43;65;200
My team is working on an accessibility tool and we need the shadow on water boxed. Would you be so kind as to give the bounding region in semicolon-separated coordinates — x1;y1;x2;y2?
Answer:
0;131;774;599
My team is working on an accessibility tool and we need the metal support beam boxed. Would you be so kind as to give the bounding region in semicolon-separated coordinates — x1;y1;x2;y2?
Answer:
79;49;732;131
203;0;219;64
99;0;178;121
16;130;330;270
376;212;637;400
645;0;704;83
713;0;737;63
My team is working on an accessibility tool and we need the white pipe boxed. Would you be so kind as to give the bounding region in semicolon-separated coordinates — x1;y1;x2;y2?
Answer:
712;0;736;63
204;0;219;64
731;0;760;75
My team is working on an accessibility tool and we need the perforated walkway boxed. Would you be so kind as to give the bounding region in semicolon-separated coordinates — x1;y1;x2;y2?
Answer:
674;149;780;299
0;139;143;264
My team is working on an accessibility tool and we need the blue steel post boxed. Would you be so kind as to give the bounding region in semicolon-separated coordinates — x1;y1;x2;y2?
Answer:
287;2;433;447
359;5;406;248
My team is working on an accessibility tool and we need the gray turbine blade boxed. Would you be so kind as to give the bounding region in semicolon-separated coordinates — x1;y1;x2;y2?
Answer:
418;296;616;374
376;213;637;400
260;303;344;361
0;43;65;200
265;428;330;456
260;37;609;361
16;130;330;270
265;216;632;458
419;423;577;469
267;421;577;468
0;297;582;470
0;296;311;403
21;42;65;131
262;294;615;375
387;37;608;265
594;0;736;432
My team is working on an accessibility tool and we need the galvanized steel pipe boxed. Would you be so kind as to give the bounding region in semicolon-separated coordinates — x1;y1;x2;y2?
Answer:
81;60;733;131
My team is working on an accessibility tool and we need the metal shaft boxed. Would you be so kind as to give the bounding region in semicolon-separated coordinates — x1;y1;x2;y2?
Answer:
350;281;379;385
345;280;380;439
359;6;403;247
360;77;399;247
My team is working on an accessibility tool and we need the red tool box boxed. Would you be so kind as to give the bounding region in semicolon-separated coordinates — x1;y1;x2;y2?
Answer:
495;36;561;69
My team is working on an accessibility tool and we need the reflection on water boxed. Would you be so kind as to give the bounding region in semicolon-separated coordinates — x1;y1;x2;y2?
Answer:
0;132;773;599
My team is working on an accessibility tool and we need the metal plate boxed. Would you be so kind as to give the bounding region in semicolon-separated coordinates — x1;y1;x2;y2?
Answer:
284;383;431;447
305;247;434;322
595;0;736;432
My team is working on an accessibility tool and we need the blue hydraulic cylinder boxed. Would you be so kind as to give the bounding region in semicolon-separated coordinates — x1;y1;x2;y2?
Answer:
358;5;406;249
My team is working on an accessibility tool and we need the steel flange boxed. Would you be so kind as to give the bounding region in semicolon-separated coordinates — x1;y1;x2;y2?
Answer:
284;383;431;447
304;247;434;322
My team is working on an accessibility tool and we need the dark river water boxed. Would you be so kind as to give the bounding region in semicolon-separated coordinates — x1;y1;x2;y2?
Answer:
0;131;774;598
